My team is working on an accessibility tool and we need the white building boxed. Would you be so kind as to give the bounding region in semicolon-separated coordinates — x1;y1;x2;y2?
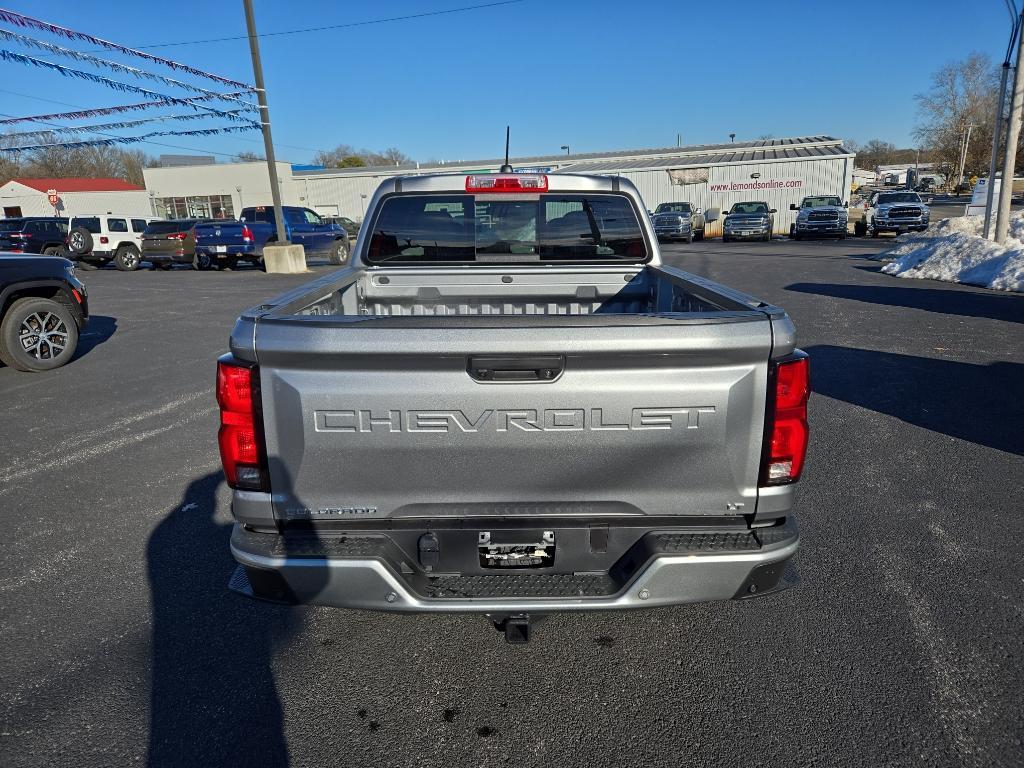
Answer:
143;161;300;220
0;177;151;219
141;135;855;236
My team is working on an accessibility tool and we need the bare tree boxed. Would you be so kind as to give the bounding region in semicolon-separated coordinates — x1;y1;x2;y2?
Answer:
914;53;999;181
0;132;156;186
314;143;412;168
234;150;264;162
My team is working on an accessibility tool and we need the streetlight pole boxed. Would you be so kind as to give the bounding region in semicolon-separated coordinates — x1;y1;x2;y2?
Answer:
560;145;570;156
242;0;289;245
996;6;1024;243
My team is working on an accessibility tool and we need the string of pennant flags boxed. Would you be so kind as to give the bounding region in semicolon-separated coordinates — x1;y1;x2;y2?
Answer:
0;9;263;154
0;7;257;91
0;49;259;110
0;94;257;125
0;124;262;154
0;28;256;104
3;110;260;140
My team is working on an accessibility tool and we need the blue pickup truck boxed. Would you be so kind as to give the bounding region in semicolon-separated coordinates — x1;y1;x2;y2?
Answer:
193;206;350;270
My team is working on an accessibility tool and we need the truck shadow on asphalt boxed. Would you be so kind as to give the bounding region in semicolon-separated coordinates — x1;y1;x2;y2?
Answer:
146;471;294;767
786;282;1024;324
805;344;1024;455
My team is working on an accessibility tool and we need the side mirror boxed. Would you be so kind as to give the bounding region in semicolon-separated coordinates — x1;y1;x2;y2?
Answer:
843;201;849;208
790;203;799;211
695;207;703;215
769;209;777;214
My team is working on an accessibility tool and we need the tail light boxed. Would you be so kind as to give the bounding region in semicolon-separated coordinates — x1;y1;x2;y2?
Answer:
9;232;31;240
241;225;253;243
466;174;548;192
760;354;810;485
99;236;109;244
166;232;187;240
216;357;268;491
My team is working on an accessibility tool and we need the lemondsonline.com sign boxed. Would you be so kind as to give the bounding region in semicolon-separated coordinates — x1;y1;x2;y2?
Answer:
709;178;804;193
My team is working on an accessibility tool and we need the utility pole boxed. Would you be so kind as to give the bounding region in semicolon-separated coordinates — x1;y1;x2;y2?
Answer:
984;59;1013;238
956;122;974;191
996;9;1024;244
242;0;289;245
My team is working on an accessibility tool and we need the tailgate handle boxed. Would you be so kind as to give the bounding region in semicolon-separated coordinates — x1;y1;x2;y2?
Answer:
468;355;563;382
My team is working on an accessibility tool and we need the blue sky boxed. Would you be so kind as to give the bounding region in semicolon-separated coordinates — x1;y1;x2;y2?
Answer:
0;0;1015;163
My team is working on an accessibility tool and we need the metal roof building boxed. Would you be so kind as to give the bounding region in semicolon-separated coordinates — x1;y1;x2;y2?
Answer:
294;135;854;236
142;135;855;237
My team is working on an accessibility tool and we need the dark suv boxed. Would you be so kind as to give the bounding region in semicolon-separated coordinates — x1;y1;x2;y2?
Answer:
0;255;88;371
0;217;69;256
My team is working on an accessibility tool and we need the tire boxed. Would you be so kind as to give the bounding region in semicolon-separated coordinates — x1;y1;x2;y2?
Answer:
763;232;771;242
686;231;693;244
722;234;731;243
193;251;212;271
0;296;79;372
854;220;867;237
113;245;141;271
329;239;350;265
67;227;93;256
42;246;62;256
695;228;705;241
791;232;801;241
871;226;880;238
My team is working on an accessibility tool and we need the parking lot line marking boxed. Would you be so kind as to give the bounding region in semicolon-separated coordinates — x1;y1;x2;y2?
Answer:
0;405;216;490
0;391;209;477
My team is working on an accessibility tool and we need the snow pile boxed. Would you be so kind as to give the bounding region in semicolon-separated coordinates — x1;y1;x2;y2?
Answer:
872;214;1024;292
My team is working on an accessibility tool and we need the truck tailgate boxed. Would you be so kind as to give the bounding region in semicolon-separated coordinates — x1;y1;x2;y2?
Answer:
254;320;772;522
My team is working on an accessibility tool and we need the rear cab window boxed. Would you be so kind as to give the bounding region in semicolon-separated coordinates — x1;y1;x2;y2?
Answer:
71;217;101;233
144;221;191;236
365;193;649;264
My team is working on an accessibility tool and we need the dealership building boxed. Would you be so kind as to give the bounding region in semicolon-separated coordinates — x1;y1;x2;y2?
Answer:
142;135;854;236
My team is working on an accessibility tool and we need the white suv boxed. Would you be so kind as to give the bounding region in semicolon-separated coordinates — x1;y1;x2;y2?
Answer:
66;214;154;270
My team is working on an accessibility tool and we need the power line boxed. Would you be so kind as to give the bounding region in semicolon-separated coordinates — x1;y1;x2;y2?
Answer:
85;1;524;50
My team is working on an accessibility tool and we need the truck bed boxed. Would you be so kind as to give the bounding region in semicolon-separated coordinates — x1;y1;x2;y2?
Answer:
266;264;769;319
229;264;794;528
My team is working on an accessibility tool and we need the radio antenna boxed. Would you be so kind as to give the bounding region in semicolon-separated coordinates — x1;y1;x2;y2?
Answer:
500;125;513;173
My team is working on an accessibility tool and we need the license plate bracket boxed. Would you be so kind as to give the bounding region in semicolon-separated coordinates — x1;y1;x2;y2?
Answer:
479;530;555;569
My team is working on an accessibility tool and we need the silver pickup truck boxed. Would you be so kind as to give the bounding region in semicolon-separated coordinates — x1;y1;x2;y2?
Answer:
220;172;808;642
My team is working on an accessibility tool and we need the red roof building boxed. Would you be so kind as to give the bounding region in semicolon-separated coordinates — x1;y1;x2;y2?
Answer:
1;177;151;218
10;177;144;193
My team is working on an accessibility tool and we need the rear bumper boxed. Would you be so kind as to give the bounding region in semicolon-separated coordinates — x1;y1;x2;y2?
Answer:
229;518;799;613
144;250;192;263
196;245;257;259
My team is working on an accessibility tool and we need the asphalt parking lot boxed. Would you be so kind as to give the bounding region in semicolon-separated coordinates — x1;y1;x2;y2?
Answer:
1;237;1022;767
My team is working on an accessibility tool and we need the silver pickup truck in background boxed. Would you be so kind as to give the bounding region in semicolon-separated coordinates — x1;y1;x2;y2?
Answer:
651;201;707;242
219;172;809;642
789;195;849;240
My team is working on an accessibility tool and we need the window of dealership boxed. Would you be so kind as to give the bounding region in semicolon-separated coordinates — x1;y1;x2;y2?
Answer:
155;194;235;220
